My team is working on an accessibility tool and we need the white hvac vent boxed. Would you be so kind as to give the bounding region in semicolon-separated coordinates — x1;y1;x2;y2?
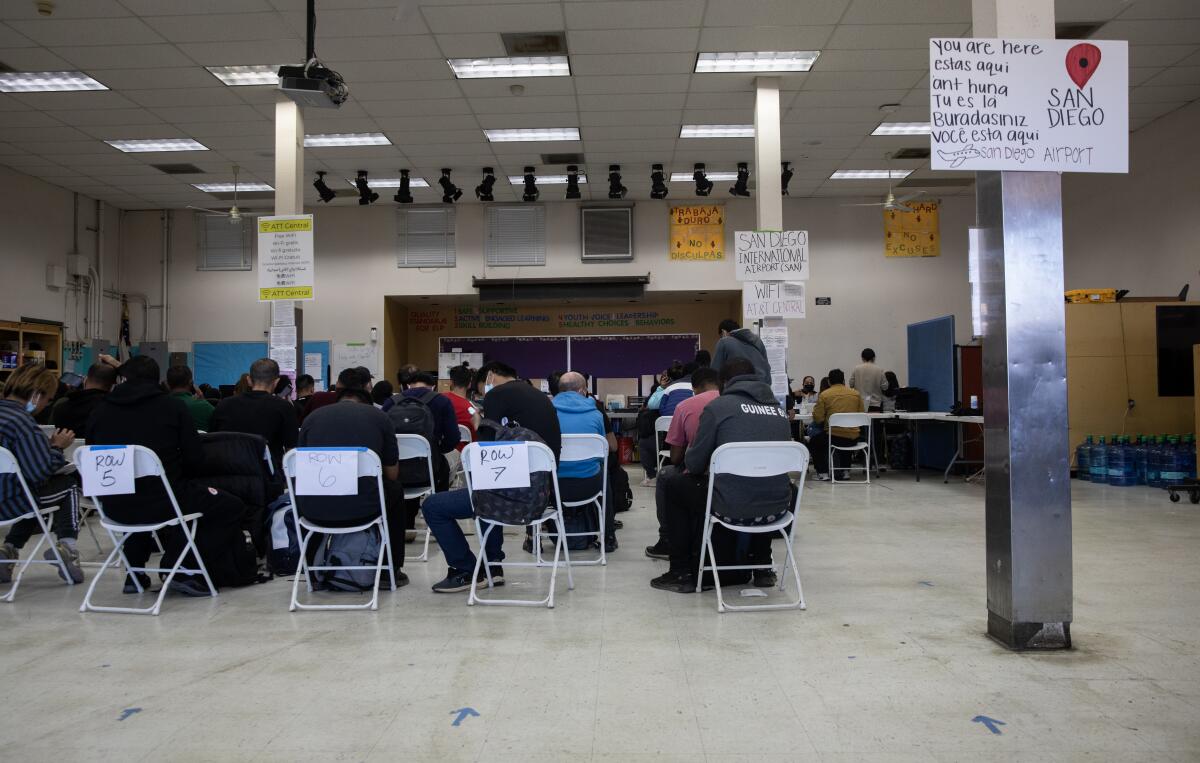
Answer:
485;205;545;267
195;213;253;271
580;207;633;261
397;207;455;268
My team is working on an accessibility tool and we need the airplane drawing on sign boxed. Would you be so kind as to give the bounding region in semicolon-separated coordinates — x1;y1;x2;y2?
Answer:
937;145;986;168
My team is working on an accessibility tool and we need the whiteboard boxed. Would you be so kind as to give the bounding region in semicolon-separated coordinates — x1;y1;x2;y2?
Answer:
332;342;379;380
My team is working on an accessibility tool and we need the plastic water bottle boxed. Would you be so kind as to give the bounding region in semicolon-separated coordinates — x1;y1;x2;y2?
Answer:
1089;436;1108;483
1107;437;1132;486
1133;436;1148;485
1163;437;1186;487
1076;435;1092;481
1146;436;1162;488
1186;435;1197;480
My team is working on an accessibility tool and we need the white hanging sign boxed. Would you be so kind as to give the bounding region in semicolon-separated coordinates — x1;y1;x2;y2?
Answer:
929;38;1128;173
734;230;809;281
258;215;315;301
294;448;359;496
471;442;531;490
79;446;136;497
743;281;806;321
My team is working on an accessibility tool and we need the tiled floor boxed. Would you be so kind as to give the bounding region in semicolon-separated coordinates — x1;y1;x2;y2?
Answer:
1;470;1197;761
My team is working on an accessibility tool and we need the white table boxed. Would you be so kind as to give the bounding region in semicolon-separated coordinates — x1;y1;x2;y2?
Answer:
939;414;984;483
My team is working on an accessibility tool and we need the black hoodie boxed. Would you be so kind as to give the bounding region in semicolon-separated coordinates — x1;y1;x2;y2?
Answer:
50;387;109;435
685;374;793;521
86;381;204;518
711;328;772;383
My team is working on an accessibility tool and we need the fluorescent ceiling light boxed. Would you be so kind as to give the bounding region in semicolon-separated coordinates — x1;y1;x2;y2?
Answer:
484;128;581;142
0;71;107;92
507;174;587;185
448;56;570;79
871;122;931;136
193;182;273;192
343;177;429;188
680;124;754;138
304;132;391;147
205;65;282;86
829;170;912;180
106;138;208;153
695;51;821;73
670;171;738;182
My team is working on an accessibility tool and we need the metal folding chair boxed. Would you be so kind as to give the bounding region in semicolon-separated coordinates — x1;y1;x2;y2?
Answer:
396;434;437;563
697;441;809;613
654;415;673;473
74;445;218;616
828;412;872;485
282;447;396;612
462;441;574;608
534;433;609;567
0;446;77;601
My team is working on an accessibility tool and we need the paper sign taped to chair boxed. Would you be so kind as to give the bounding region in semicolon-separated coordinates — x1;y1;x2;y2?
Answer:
472;442;531;490
79;446;135;497
295;449;359;496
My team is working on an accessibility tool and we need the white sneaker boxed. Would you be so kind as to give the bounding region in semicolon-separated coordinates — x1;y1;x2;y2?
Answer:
640;477;656;487
814;473;831;482
45;541;84;584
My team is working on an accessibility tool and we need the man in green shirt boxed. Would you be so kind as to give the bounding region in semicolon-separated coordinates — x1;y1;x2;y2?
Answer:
166;365;214;432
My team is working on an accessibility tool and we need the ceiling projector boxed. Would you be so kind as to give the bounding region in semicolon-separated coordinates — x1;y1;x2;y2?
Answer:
278;64;349;109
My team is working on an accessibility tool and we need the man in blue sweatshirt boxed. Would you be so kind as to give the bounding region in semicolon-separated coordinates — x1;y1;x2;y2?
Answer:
552;372;618;550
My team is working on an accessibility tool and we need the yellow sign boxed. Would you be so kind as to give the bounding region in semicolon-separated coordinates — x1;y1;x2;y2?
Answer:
884;200;940;257
259;286;314;300
258;218;313;234
669;204;725;261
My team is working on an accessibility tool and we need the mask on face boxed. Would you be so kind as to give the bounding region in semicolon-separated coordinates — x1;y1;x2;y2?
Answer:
802;384;814;393
24;393;41;414
483;384;494;395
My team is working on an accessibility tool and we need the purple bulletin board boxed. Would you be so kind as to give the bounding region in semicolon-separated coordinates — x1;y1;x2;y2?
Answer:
438;336;568;382
569;334;700;380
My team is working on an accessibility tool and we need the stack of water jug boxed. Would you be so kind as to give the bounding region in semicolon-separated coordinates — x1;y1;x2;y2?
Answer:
1075;434;1196;487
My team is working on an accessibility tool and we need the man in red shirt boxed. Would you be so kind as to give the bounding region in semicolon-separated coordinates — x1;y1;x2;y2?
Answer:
444;365;478;451
644;367;720;559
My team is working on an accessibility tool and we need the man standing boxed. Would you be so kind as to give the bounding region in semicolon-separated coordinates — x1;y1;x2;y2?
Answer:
849;348;889;411
651;358;793;594
711;319;771;384
810;368;864;481
50;359;119;435
210;358;298;468
645;366;720;560
422;362;560;593
165;365;215;432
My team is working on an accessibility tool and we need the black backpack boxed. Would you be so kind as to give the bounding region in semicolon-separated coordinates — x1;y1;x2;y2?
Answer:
389;389;439;483
470;419;553;526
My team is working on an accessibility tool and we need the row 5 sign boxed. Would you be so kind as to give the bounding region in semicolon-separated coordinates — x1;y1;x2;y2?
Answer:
929;38;1128;173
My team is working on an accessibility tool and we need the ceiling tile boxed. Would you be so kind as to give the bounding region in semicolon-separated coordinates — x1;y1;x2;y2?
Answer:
48;107;164;126
420;3;564;34
826;23;969;49
790;89;909;108
580;109;682;126
570;52;696;76
352;80;465;100
150;105;266;123
434;33;507;58
1128;44;1198;67
580;93;687;111
176;40;304;66
124;88;243;108
375;114;482;131
456;77;575;97
473;112;576;129
842;0;971;24
1119;0;1200;18
319;35;444;62
703;0;851;27
1142;65;1200;86
697;26;834;51
0;46;73;69
814;49;930;72
174;121;275;138
278;7;431;37
10;91;138;110
142;13;293;43
683;91;754;109
680;107;753;123
0;110;62;127
468;94;579;113
574;74;692;95
119;0;276;14
565;0;705;29
1130;100;1187;121
581;125;681;141
89;67;224;90
1100;18;1200;45
7;17;164;46
361;99;474;117
334;59;454;83
567;28;700;55
1129;67;1165;86
52;43;196;69
302;117;388;134
1130;83;1200;102
0;23;35;47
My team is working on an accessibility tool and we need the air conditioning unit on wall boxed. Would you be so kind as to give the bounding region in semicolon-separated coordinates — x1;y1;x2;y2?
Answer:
580;206;633;262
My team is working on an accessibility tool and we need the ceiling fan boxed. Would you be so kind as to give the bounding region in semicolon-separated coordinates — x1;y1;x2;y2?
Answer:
188;165;245;223
843;152;923;212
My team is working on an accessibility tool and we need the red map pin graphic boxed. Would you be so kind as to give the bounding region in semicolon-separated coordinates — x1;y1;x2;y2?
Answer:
1066;43;1101;89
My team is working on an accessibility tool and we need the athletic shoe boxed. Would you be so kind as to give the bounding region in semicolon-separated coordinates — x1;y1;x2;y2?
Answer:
0;542;17;584
640;477;656;487
123;572;152;594
605;535;619;553
644;540;670;560
168;576;213;597
650;570;696;593
522;537;535;555
814;473;830;481
613;520;624;530
44;542;84;584
392;570;410;588
485;566;505;587
432;568;476;593
405;530;417;543
753;569;778;588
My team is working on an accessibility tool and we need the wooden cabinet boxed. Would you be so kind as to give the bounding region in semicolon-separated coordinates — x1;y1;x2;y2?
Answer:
0;320;64;383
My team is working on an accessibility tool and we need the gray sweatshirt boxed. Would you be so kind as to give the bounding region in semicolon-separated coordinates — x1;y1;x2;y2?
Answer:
685;375;793;521
711;328;772;384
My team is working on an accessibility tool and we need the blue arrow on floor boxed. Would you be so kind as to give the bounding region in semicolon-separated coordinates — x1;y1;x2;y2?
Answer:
972;715;1006;735
117;707;142;722
450;707;480;727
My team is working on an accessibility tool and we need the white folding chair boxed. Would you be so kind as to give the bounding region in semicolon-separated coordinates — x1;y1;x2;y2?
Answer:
654;415;673;473
74;445;218;616
535;433;609;567
457;424;472;447
396;434;437;562
282;447;396;612
697;441;809;613
0;446;77;601
462;441;574;608
828;413;872;485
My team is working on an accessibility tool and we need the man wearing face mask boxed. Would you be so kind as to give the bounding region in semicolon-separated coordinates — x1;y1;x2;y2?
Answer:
0;364;85;585
795;376;819;406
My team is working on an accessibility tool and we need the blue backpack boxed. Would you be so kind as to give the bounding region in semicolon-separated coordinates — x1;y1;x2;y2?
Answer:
265;494;301;576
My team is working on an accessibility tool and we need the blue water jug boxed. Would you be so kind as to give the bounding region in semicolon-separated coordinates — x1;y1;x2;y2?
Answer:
1076;435;1092;481
1089;436;1108;483
1133;436;1148;485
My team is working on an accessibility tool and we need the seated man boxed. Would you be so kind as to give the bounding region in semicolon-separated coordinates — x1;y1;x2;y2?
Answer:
0;363;84;584
210;358;298;468
298;385;408;586
810;368;864;481
389;369;458;540
651;358;793;594
165;365;215;432
445;364;478;448
86;356;238;596
50;357;118;435
292;374;315;419
645;366;720;560
303;367;369;420
422;361;561;593
551;371;618;550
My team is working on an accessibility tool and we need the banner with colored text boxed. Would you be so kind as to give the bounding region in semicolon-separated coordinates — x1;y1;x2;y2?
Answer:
669;204;724;261
258;215;315;301
884;201;940;258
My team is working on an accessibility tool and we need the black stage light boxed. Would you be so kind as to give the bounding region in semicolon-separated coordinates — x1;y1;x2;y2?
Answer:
781;161;793;196
313;171;336;203
729;162;750;197
439;168;462;203
649;163;668;199
693;163;713;196
394;169;413;204
475;167;495;202
355;170;378;205
565;165;581;200
521;166;539;202
607;164;626;200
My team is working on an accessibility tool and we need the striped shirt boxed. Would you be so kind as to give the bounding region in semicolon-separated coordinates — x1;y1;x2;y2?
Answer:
0;399;65;520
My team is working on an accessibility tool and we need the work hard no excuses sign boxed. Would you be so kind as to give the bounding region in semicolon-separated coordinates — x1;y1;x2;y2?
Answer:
929;38;1128;173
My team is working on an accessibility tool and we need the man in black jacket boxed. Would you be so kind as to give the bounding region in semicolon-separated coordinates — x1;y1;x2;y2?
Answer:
86;356;240;596
651;357;793;594
50;359;118;434
210;358;298;469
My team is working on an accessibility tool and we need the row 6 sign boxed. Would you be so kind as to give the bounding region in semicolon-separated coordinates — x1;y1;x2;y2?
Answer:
734;230;809;281
929;38;1128;174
